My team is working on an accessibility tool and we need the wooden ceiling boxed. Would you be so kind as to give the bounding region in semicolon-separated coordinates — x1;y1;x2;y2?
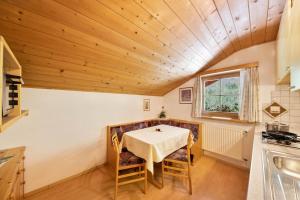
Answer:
0;0;285;96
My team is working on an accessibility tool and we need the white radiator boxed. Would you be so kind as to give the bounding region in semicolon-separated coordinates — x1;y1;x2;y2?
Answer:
202;123;248;161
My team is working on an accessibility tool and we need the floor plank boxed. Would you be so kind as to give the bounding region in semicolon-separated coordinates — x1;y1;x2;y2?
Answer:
26;156;249;200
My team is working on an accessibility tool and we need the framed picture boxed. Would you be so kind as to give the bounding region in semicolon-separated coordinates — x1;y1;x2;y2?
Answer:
263;101;287;118
179;87;193;104
143;99;150;111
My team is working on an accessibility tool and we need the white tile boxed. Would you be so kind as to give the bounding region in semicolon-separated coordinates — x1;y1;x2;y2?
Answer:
271;97;280;102
280;97;290;104
290;97;300;104
290;104;300;109
290;123;298;129
290;91;300;97
290;116;300;123
279;103;289;109
280;85;290;91
262;113;273;123
275;85;281;91
290;109;300;117
271;91;281;98
280;114;290;121
280;91;290;97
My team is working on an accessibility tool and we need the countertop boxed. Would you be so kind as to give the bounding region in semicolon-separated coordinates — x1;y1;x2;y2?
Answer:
247;125;300;200
0;146;25;200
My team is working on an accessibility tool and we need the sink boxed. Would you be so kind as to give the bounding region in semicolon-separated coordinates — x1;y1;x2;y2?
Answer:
273;156;300;179
263;150;300;200
0;155;14;167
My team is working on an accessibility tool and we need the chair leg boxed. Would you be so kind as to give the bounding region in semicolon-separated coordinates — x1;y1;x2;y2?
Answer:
161;161;164;188
139;166;142;177
115;170;119;200
144;165;147;194
187;164;192;195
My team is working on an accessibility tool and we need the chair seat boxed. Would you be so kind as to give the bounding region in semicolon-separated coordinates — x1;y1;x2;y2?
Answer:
119;151;144;166
166;148;188;162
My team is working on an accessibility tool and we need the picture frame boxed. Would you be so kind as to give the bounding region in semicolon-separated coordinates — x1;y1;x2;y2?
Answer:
263;101;288;118
179;87;193;104
143;99;150;111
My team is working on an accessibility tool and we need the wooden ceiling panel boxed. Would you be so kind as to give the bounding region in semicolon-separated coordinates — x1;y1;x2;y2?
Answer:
249;0;269;44
227;0;252;49
0;0;286;95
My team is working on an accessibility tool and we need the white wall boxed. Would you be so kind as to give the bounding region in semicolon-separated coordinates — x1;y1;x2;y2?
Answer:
164;41;277;124
0;88;163;192
163;42;280;167
163;41;300;165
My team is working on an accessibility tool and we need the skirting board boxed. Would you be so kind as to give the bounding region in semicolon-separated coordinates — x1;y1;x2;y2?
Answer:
25;164;104;198
204;150;250;170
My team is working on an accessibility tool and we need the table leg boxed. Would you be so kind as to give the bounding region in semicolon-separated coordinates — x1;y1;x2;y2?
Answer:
147;162;163;189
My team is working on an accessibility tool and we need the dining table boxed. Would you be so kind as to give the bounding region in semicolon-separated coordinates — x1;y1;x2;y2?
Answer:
120;124;190;187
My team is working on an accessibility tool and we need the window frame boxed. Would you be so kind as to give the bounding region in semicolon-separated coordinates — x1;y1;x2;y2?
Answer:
201;71;240;119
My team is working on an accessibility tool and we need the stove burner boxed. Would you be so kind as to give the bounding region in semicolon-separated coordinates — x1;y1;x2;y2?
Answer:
262;131;300;149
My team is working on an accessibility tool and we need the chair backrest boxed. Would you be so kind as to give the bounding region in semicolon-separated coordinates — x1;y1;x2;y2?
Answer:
187;131;193;163
112;133;120;154
112;132;120;168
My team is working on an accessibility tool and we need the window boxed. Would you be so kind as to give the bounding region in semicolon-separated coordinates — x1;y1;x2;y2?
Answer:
202;72;240;119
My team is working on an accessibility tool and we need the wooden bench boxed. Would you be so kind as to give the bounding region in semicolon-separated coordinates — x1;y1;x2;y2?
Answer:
106;119;202;168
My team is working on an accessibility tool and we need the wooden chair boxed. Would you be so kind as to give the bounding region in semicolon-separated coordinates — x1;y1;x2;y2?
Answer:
111;133;147;200
161;132;193;194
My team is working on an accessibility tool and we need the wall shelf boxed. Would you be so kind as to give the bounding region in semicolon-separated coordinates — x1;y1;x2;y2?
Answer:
1;110;29;132
0;36;28;133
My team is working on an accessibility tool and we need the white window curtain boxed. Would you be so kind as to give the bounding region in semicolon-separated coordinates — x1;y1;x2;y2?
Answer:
239;67;259;122
191;76;202;118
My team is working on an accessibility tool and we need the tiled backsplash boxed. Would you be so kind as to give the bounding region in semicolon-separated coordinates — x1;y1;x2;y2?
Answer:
263;85;300;129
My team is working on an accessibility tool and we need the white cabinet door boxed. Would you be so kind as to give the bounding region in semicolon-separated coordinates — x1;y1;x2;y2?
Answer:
277;0;292;83
291;66;300;91
290;0;300;91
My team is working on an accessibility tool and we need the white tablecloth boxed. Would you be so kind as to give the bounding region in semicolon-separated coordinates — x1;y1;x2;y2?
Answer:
121;125;190;174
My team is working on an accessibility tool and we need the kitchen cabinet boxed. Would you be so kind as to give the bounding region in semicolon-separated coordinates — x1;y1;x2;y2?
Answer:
277;0;300;91
290;0;300;91
0;147;25;200
0;36;28;132
276;0;292;84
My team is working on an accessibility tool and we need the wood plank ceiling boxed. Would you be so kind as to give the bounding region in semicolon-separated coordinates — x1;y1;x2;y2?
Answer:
0;0;286;96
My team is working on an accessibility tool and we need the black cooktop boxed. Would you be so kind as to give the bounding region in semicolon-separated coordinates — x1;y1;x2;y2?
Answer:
262;131;300;147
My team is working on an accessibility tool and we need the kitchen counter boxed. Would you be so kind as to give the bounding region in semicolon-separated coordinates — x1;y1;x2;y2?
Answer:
0;146;25;200
247;125;300;200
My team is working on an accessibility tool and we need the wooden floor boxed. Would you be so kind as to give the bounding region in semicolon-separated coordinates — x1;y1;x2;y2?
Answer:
26;156;249;200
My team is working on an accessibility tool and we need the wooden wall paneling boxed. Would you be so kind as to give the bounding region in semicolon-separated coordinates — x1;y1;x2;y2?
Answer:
164;0;226;59
53;0;199;73
5;35;184;82
134;0;213;61
0;2;185;77
3;0;192;75
189;0;235;56
0;19;192;90
0;0;286;95
249;0;269;44
9;40;181;83
213;0;241;51
17;54;183;91
98;0;207;66
22;72;154;95
227;0;252;49
265;0;286;41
